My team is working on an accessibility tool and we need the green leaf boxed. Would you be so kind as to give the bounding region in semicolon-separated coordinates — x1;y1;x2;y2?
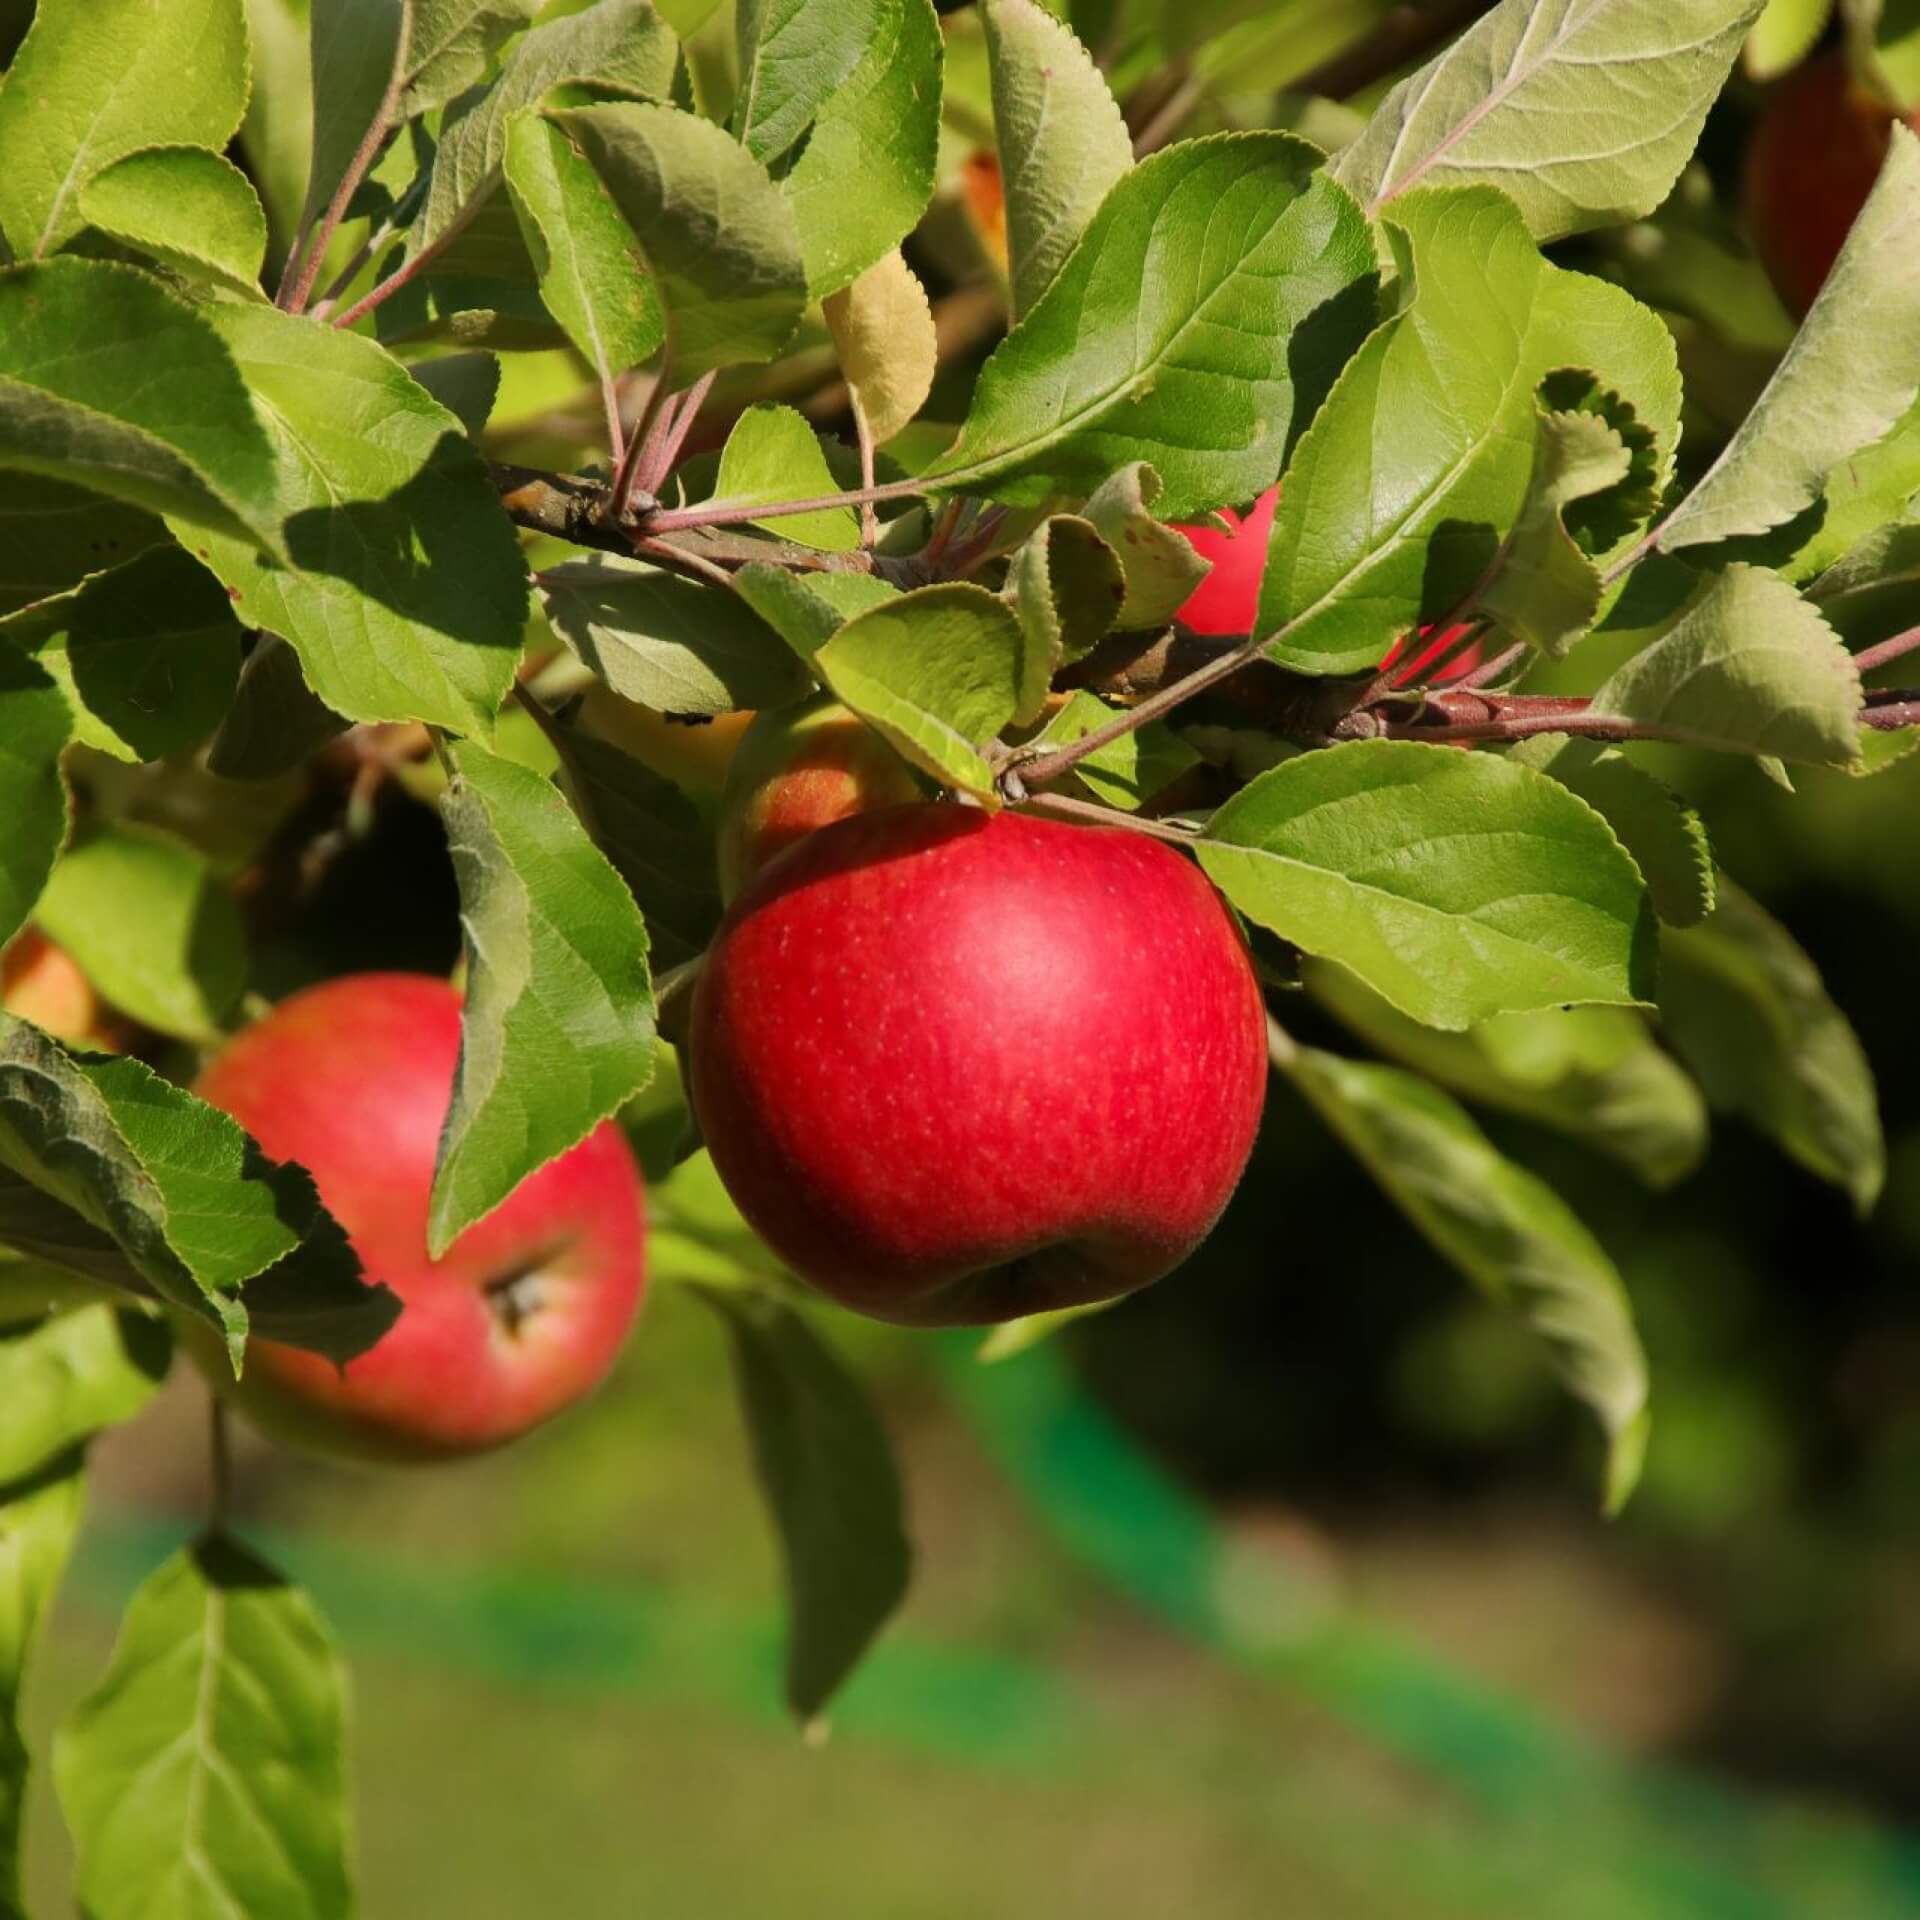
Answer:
2;545;244;763
0;259;279;549
554;100;808;376
1003;518;1124;721
79;147;269;299
1260;188;1680;674
1280;1038;1650;1512
2;1458;84;1920
1476;402;1631;657
1808;517;1920;646
1659;881;1884;1212
0;651;71;954
982;0;1133;320
403;0;542;114
0;1306;171;1485
1745;0;1833;77
0;1017;397;1365
1331;0;1763;242
431;740;657;1253
55;1534;354;1920
712;404;860;550
412;1;679;257
1509;733;1715;927
927;134;1375;521
777;582;1027;798
175;303;528;734
504;111;664;389
1851;0;1920;111
541;712;722;969
298;0;408;241
539;556;812;713
688;1283;912;1722
1080;461;1209;630
0;474;166;618
1658;126;1920;552
1769;391;1920;585
377;189;568;349
407;350;501;438
729;563;900;652
0;0;253;260
1586;564;1863;768
780;0;942;296
35;827;245;1044
1302;957;1708;1188
1025;690;1198;812
733;0;885;166
1197;740;1656;1030
206;636;349;781
821;249;936;447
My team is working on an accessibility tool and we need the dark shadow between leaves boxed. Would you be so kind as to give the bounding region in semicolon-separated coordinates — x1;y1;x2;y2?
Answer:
1284;270;1382;467
280;432;528;657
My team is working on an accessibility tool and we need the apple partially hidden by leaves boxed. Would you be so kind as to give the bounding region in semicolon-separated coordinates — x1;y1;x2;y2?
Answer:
1745;51;1915;316
1174;485;1482;682
715;694;924;901
690;805;1268;1326
578;682;756;799
189;973;646;1464
1;928;128;1051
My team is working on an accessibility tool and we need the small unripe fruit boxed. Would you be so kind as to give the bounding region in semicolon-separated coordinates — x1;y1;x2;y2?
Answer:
691;805;1268;1326
714;695;922;901
189;973;646;1463
1;929;126;1051
578;683;754;799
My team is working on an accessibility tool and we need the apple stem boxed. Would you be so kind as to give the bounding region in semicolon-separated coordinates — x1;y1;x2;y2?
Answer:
1005;633;1267;797
1264;1013;1301;1074
1015;788;1207;847
652;955;705;1019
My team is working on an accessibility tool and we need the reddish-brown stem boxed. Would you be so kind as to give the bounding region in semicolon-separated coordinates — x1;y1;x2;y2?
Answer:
1016;788;1205;845
610;369;677;518
278;50;406;315
645;475;925;535
1863;699;1920;729
1851;625;1920;677
330;242;433;330
1006;634;1269;795
645;369;716;498
600;363;627;472
634;534;733;589
1451;637;1528;690
923;498;969;569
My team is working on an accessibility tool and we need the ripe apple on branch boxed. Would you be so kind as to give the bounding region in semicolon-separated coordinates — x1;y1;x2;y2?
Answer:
6;0;1920;1909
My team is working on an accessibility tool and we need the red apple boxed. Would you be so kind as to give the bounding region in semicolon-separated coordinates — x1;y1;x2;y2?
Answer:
1;928;127;1051
689;805;1268;1326
1172;487;1483;681
189;973;646;1463
1172;483;1282;636
1745;51;1914;316
715;695;923;901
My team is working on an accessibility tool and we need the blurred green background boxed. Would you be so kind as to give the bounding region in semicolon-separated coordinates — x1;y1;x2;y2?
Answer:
20;738;1920;1919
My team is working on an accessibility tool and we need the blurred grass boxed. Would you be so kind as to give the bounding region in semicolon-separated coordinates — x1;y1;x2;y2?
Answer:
17;1274;1920;1918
